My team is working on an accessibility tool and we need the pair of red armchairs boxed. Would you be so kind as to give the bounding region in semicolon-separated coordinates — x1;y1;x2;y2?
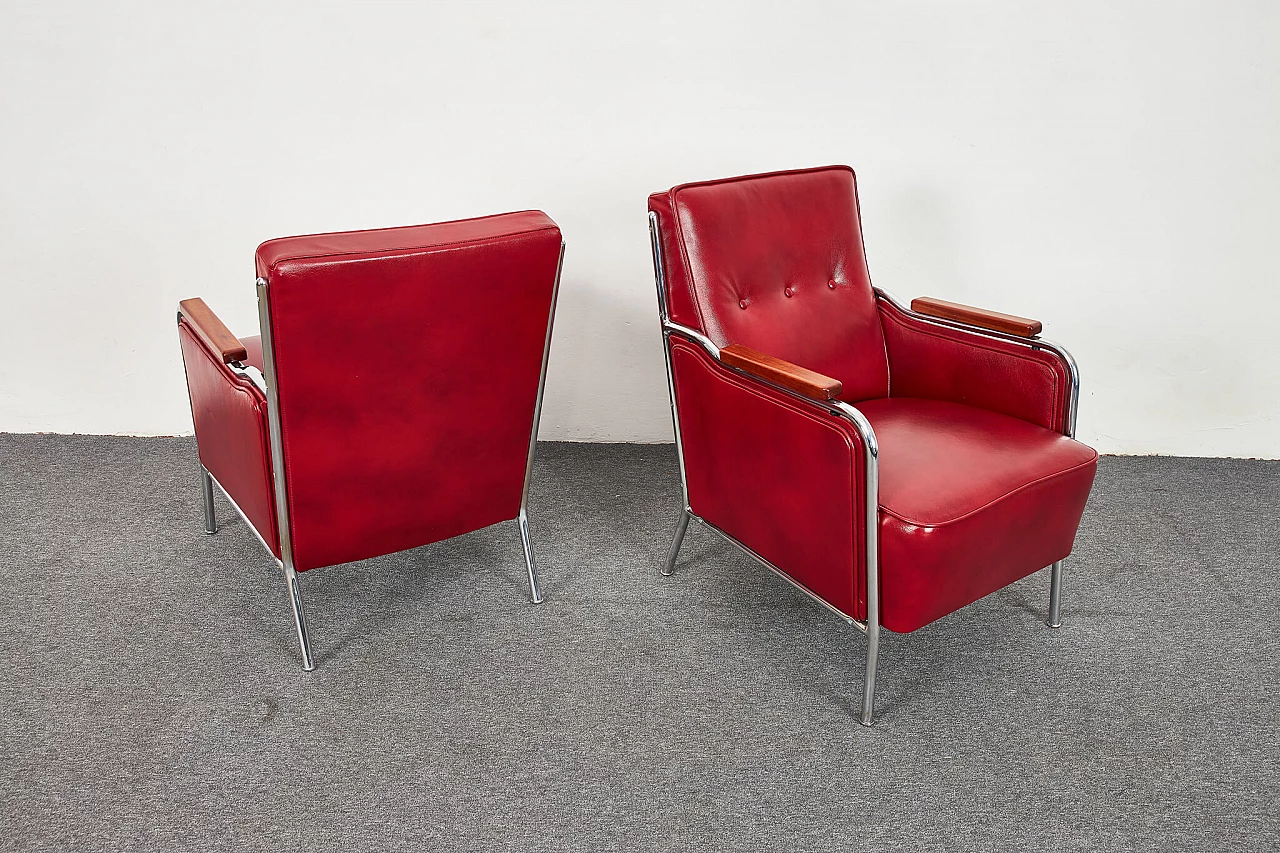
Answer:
180;167;1095;726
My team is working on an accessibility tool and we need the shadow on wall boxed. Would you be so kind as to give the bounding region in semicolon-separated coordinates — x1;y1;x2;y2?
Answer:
539;202;674;444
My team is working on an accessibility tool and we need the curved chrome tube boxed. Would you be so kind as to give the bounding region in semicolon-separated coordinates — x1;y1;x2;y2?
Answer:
832;400;881;724
649;210;882;725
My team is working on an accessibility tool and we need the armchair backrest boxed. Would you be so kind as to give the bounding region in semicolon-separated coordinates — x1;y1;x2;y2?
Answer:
254;212;563;572
649;166;889;402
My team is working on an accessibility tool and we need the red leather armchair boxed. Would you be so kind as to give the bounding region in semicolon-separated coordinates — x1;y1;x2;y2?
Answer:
648;167;1097;725
178;212;564;669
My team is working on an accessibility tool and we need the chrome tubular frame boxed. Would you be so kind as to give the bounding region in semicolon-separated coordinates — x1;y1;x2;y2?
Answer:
648;211;883;726
518;241;566;605
228;362;267;395
872;287;1082;627
256;276;315;672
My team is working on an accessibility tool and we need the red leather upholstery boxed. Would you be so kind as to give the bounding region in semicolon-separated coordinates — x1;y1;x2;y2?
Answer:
651;167;1098;635
655;167;889;402
178;321;279;556
256;212;561;572
671;338;870;617
861;398;1096;631
879;297;1072;433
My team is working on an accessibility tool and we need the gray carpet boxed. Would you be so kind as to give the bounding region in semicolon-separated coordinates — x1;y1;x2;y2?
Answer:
0;435;1276;852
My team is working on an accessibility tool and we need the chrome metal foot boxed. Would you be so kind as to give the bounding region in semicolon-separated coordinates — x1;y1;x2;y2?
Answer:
662;509;691;576
200;466;217;534
859;621;880;726
518;509;544;604
284;564;315;671
1047;559;1064;628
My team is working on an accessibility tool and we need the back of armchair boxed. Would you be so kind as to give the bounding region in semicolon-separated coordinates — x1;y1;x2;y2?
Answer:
255;212;563;571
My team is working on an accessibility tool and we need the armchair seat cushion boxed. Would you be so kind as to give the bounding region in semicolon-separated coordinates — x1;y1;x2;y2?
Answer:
858;397;1098;632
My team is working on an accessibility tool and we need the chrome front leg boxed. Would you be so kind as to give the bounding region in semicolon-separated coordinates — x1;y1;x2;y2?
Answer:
1047;559;1064;628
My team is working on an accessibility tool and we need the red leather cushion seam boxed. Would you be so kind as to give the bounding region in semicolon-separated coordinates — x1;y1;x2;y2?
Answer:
261;210;552;251
264;224;561;274
878;305;1063;432
668;164;854;195
703;366;861;463
677;342;864;615
877;449;1099;529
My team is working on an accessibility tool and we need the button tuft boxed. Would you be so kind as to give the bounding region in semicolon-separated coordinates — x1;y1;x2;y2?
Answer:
784;287;794;298
738;299;747;309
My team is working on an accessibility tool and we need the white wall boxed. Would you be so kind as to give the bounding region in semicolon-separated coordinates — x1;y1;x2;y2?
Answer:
2;1;1277;457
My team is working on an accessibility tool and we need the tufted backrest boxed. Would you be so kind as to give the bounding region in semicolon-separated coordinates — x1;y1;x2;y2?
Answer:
255;212;562;572
649;166;889;402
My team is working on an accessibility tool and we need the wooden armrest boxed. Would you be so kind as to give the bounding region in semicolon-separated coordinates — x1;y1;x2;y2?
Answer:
910;297;1042;338
720;344;842;401
178;297;247;364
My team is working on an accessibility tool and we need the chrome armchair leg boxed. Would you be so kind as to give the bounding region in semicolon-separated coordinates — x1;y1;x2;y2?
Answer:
662;509;691;576
1047;559;1064;628
200;466;217;534
283;564;315;671
518;509;544;604
860;621;881;726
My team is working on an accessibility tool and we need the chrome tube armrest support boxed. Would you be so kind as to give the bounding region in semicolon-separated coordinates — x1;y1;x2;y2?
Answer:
661;317;880;632
228;362;268;394
663;320;877;450
662;320;719;360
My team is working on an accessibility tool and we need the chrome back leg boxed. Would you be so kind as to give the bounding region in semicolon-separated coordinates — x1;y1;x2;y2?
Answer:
662;509;691;577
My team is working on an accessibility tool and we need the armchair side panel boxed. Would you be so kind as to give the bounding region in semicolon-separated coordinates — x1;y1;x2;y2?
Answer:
670;339;869;619
178;321;280;556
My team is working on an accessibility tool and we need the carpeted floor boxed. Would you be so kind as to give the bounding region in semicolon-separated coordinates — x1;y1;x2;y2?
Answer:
0;435;1276;852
